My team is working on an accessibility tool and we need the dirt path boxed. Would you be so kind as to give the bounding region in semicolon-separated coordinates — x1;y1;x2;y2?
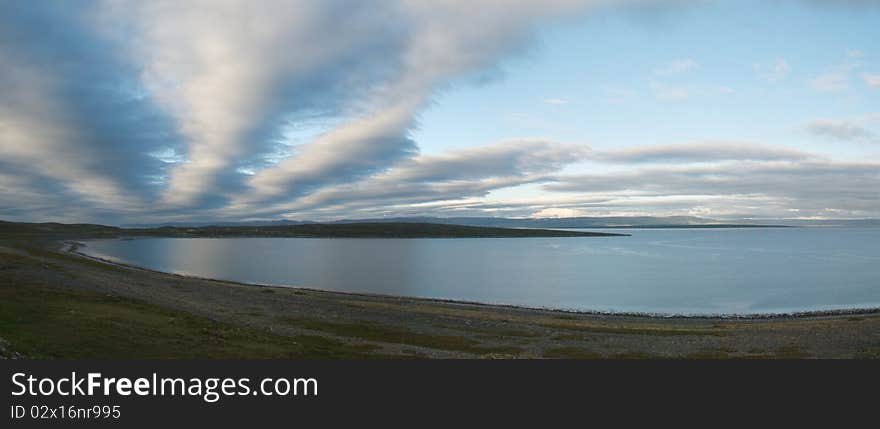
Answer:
1;241;879;358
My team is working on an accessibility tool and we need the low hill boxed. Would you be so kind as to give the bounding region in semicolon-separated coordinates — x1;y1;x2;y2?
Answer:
131;222;627;238
0;221;627;239
124;215;791;229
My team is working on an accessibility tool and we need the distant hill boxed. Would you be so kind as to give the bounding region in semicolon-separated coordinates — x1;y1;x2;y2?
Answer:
122;219;315;228
0;221;627;239
28;216;880;231
124;215;790;229
756;218;880;227
0;220;121;239
130;223;627;238
326;216;785;229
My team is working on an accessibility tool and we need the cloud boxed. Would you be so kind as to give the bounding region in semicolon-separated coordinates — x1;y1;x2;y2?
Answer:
603;87;637;104
189;0;618;207
223;140;873;221
103;1;420;208
807;117;880;144
811;70;850;92
865;74;880;88
650;82;690;101
543;98;571;106
1;1;878;223
4;0;638;222
0;3;182;214
810;51;862;92
592;142;817;163
223;139;591;219
389;140;590;182
754;58;791;82
544;159;880;218
847;49;865;59
530;207;587;218
649;82;731;101
654;58;699;75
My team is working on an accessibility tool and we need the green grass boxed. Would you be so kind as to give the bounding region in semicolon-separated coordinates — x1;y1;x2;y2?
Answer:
774;346;811;359
439;324;541;338
853;348;880;359
554;314;579;320
282;317;522;355
552;334;590;341
0;281;382;359
538;321;725;337
542;346;602;359
14;242;125;273
685;350;732;359
610;352;657;359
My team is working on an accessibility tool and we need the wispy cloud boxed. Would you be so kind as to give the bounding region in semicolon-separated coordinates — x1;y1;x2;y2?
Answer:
592;142;817;163
649;82;732;102
230;139;591;220
810;51;862;92
754;58;791;82
806;116;880;144
1;1;878;223
543;98;570;106
544;159;880;218
0;3;182;218
603;87;637;104
654;58;699;75
650;82;690;101
847;49;864;59
811;70;851;92
2;0;623;222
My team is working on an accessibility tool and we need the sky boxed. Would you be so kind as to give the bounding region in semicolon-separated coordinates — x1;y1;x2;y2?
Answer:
1;0;879;224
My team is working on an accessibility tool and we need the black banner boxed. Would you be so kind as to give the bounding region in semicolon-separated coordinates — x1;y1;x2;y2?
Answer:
2;360;875;427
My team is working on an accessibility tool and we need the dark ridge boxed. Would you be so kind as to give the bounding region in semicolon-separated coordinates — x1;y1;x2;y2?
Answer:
127;222;628;238
123;215;792;229
0;220;627;239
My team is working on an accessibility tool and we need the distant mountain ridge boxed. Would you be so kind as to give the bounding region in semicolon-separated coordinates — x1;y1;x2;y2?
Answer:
116;215;854;229
0;220;626;239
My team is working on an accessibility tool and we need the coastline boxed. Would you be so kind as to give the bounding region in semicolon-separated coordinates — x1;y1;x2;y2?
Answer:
69;240;880;322
2;238;879;359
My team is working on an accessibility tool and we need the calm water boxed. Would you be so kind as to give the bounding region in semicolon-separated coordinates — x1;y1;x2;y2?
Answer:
80;227;880;315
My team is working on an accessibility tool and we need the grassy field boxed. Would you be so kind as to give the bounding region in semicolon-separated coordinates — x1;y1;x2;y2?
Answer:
0;269;383;359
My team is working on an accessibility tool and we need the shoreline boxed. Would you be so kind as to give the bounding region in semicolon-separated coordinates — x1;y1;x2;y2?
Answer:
2;238;879;358
68;240;880;322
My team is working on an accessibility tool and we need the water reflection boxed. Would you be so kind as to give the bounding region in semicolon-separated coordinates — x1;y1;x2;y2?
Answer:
81;228;880;315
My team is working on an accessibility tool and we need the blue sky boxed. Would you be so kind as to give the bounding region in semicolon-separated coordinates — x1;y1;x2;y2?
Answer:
416;1;880;156
1;1;878;223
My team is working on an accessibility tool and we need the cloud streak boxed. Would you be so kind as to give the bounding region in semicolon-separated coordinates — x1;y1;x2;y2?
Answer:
1;1;878;223
592;142;817;163
3;0;619;221
754;58;791;82
0;3;181;217
544;160;880;218
654;58;699;75
807;117;880;145
223;139;591;219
